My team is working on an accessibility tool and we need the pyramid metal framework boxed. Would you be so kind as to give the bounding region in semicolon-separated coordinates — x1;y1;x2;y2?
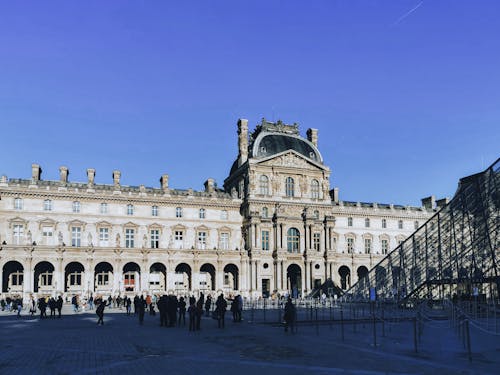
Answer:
348;158;500;302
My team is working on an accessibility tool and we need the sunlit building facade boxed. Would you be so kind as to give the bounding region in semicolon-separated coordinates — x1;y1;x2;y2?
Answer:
0;119;436;299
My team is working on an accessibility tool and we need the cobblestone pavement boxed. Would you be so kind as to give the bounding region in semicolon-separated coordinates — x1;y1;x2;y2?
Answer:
0;306;498;374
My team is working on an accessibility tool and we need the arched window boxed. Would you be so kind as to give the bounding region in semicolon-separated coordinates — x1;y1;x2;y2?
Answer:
285;177;295;197
259;175;269;195
199;208;206;219
311;179;320;199
287;228;300;253
262;207;268;218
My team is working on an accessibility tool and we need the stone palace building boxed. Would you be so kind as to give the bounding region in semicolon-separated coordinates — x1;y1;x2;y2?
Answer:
0;119;440;300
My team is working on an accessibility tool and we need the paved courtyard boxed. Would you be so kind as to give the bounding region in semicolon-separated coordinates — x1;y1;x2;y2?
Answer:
0;305;499;374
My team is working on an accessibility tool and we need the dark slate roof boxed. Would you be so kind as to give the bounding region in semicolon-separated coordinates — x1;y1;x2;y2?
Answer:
251;133;322;162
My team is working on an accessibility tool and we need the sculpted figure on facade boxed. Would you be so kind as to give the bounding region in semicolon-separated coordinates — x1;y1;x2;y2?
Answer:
58;231;63;246
88;232;93;247
143;234;148;248
115;233;121;248
26;230;32;245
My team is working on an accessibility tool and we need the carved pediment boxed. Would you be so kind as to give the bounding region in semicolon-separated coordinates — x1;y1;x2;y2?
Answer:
67;220;86;230
256;150;326;171
8;217;28;229
95;220;113;228
38;217;57;230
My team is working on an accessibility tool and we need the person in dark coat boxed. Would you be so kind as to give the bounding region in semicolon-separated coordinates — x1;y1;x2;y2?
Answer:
96;298;108;325
188;300;197;332
126;297;132;316
138;296;146;325
48;297;56;318
178;296;186;326
195;296;204;330
204;295;212;317
56;296;63;318
215;294;227;328
38;298;47;319
283;297;296;333
157;295;167;326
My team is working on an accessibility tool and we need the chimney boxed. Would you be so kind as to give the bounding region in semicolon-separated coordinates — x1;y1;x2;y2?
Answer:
204;178;215;193
59;166;69;183
87;168;96;185
330;187;339;203
307;128;318;147
436;197;450;209
237;119;248;167
112;170;121;187
160;174;169;192
421;195;435;210
31;163;42;182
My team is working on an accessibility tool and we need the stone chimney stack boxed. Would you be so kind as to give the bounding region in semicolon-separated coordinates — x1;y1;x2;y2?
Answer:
204;178;215;193
87;168;96;185
421;195;436;210
237;119;249;167
307;128;318;147
436;197;450;209
160;174;169;192
112;170;121;187
59;166;69;183
31;163;42;182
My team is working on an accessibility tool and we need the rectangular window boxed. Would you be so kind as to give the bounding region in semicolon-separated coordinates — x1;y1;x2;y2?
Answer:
176;207;183;218
313;232;321;251
347;217;353;227
13;224;24;245
44;200;52;211
261;230;270;251
197;231;207;250
381;239;388;254
125;229;135;248
151;206;158;217
347;238;354;253
174;230;183;249
100;203;108;214
398;220;403;229
364;238;371;254
150;229;159;248
42;226;53;245
221;210;228;220
14;198;23;210
99;228;109;247
71;227;81;247
127;204;134;215
220;232;229;250
72;201;80;213
382;219;387;229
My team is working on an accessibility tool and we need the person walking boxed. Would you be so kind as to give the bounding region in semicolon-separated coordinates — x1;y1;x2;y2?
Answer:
126;297;132;316
138;296;146;325
48;297;56;318
16;298;23;318
215;294;227;329
96;298;108;325
204;295;212;317
56;296;63;318
29;296;36;317
188;300;197;332
178;296;186;326
284;297;296;333
195;296;204;331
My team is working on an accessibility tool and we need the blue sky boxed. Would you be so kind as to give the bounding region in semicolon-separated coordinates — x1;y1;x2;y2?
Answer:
0;1;498;206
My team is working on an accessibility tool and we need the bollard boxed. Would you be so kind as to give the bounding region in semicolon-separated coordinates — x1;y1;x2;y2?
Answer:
340;306;345;342
413;317;418;353
465;319;472;362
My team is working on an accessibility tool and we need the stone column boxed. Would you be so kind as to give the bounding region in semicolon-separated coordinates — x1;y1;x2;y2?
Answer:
248;260;253;292
254;260;259;293
301;266;306;297
216;260;224;292
56;257;64;295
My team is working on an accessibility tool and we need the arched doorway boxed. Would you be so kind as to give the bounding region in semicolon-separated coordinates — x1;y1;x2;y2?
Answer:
2;261;24;294
65;262;85;293
149;263;167;292
94;262;113;292
123;262;141;293
357;266;369;282
338;265;351;290
175;263;191;294
287;264;302;298
223;264;239;292
34;261;55;293
200;263;216;292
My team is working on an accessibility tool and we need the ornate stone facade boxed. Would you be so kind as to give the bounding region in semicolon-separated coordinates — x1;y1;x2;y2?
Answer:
0;119;436;299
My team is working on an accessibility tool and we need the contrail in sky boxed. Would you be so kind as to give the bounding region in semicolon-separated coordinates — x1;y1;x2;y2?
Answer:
393;1;424;25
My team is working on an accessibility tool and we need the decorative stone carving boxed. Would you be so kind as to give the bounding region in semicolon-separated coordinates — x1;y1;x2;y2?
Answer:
143;234;148;248
115;233;121;248
88;233;93;247
58;231;63;246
